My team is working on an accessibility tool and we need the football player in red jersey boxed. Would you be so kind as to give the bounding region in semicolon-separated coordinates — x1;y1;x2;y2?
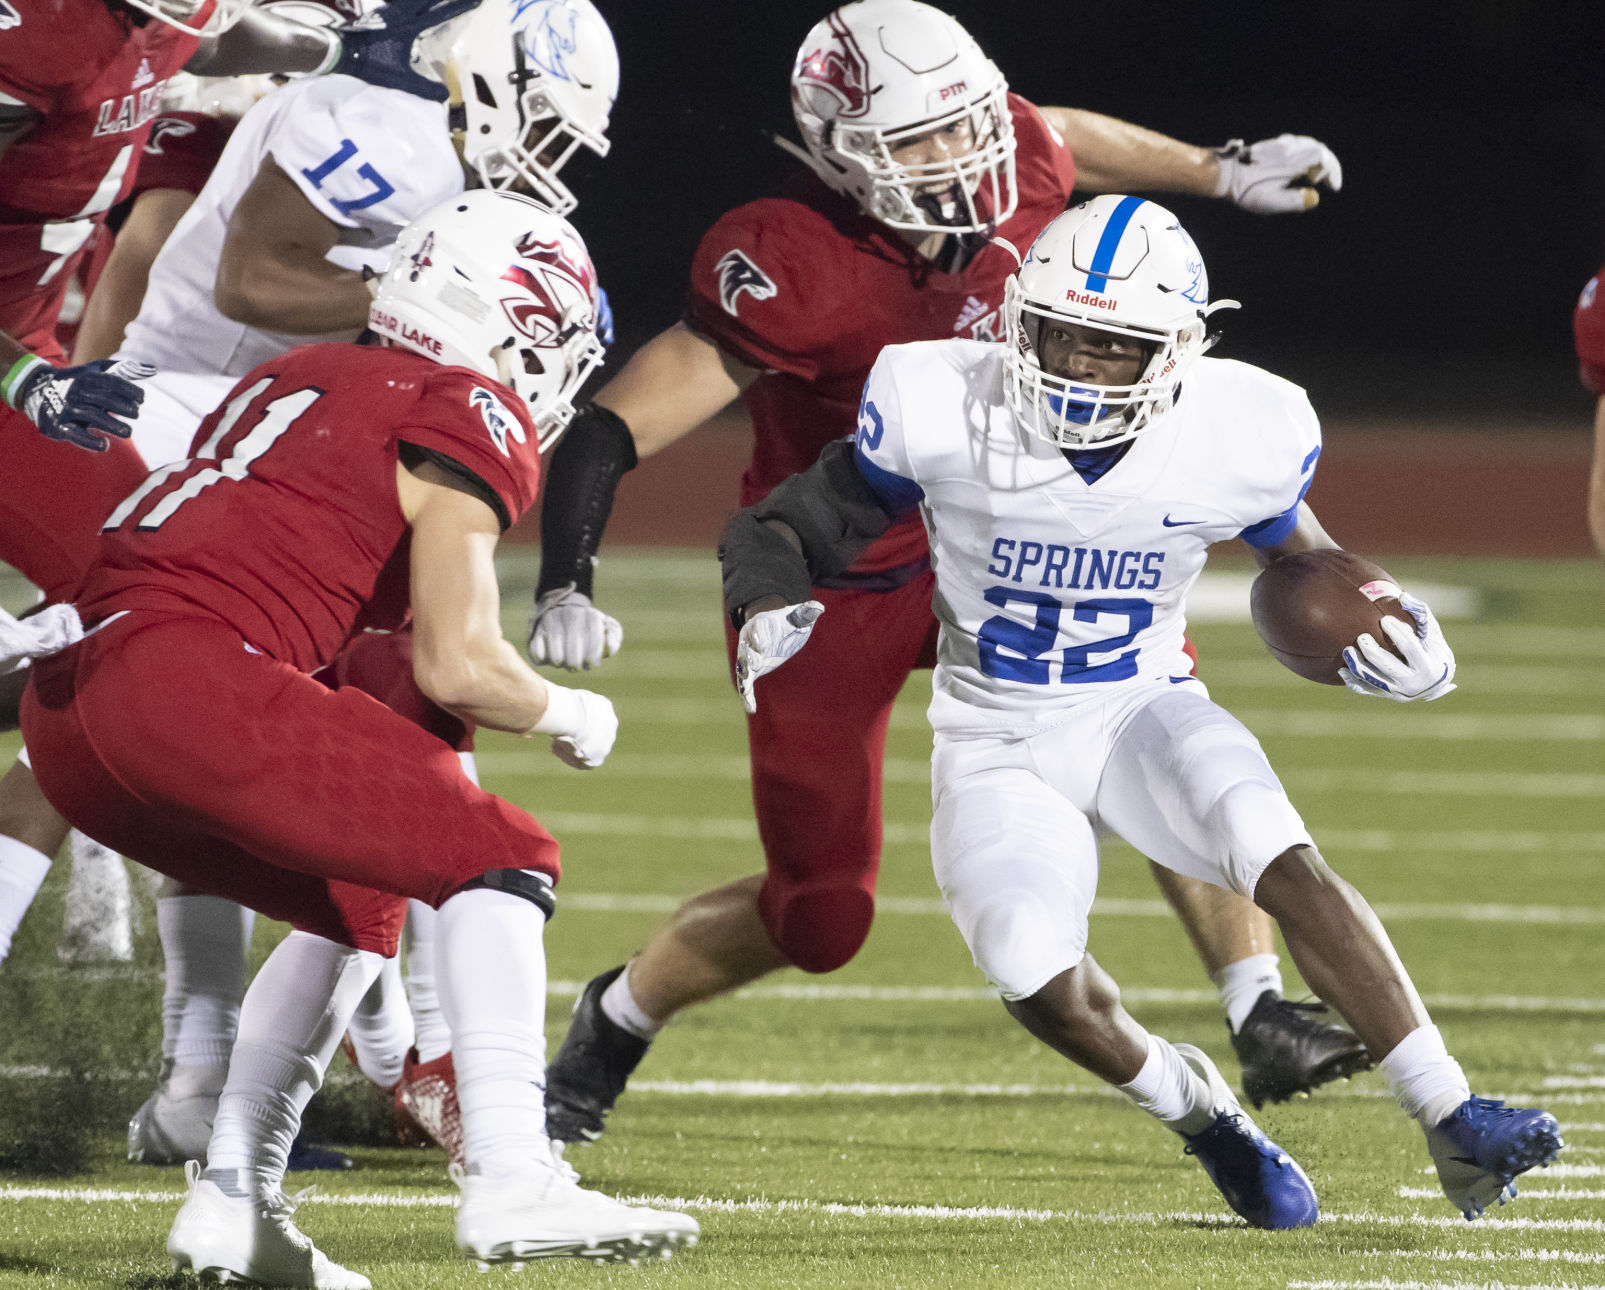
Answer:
0;0;474;602
19;191;699;1282
1572;266;1605;556
537;0;1366;1144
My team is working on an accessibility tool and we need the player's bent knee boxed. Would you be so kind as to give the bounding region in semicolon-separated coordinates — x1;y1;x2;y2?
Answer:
963;889;1085;1002
447;868;556;920
765;884;874;974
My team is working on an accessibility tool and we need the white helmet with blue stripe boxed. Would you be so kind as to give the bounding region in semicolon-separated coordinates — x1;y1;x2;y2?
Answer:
1002;195;1237;449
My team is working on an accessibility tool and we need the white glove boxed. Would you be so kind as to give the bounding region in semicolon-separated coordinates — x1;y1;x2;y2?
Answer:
1339;593;1457;702
0;602;82;673
1213;134;1342;213
734;601;824;715
528;583;623;671
532;682;618;768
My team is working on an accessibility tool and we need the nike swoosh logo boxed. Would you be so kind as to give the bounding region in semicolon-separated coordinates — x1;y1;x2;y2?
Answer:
1162;515;1207;527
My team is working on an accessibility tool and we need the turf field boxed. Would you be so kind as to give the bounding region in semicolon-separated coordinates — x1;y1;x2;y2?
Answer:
0;551;1601;1289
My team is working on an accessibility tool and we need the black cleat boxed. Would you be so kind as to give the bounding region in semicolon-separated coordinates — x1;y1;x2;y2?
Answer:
1230;990;1373;1109
545;965;651;1144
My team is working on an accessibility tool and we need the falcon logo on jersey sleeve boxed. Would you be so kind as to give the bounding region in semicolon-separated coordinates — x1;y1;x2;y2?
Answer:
472;387;526;458
794;12;871;118
0;2;20;30
145;116;198;156
715;249;777;317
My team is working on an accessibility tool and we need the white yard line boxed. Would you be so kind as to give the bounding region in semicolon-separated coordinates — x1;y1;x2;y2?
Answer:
7;1183;1605;1240
538;811;1605;855
1399;1185;1605;1201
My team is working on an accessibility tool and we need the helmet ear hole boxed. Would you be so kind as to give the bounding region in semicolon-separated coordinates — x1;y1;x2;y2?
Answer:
472;74;498;109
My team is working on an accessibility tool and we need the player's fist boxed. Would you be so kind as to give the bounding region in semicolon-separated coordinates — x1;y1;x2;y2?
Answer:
1212;135;1342;214
533;682;618;769
734;601;823;715
0;602;82;673
1339;593;1457;702
529;583;623;671
7;357;152;453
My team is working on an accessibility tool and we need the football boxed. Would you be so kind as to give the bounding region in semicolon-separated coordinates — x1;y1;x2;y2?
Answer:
1249;549;1415;684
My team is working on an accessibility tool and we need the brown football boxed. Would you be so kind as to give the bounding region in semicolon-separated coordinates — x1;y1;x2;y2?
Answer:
1249;549;1415;684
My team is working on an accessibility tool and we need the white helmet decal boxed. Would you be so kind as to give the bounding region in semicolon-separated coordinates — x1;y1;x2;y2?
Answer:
370;190;607;450
1003;195;1239;450
794;11;874;120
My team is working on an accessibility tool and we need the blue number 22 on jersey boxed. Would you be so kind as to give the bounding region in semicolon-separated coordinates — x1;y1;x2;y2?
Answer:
977;588;1153;685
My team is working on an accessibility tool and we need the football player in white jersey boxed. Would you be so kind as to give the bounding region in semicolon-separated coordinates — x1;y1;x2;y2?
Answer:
0;0;618;1169
717;195;1564;1227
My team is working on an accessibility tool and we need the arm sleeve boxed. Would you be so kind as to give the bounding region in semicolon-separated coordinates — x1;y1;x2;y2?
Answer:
269;82;458;234
682;202;832;381
534;403;638;600
1575;269;1605;395
1239;388;1323;549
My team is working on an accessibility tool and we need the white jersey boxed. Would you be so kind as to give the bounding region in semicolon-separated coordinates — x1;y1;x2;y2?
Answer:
118;74;462;466
852;340;1321;736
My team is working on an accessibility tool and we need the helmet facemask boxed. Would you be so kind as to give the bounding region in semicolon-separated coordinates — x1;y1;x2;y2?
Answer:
120;0;250;36
1003;276;1208;451
821;82;1016;234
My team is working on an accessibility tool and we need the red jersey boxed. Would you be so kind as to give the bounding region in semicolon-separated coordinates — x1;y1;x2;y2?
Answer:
684;94;1076;575
78;343;542;672
0;0;207;361
1574;266;1605;395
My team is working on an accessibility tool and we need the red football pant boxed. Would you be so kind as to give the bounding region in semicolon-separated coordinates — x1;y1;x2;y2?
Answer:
22;612;558;956
0;404;148;601
731;570;938;974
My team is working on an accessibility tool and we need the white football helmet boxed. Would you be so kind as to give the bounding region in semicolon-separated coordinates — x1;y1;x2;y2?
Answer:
414;0;618;214
790;0;1016;235
1002;195;1238;450
369;190;607;448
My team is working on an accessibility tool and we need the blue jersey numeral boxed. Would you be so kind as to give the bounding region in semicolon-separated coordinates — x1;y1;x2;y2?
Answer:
978;589;1153;685
301;138;396;218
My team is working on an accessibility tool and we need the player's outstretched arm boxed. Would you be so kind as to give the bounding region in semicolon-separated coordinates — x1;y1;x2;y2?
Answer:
188;0;475;101
401;459;617;768
214;160;372;335
1255;503;1456;703
531;323;758;670
1041;107;1340;214
73;189;196;363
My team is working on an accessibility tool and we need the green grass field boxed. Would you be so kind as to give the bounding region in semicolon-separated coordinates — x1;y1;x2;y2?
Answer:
0;551;1602;1289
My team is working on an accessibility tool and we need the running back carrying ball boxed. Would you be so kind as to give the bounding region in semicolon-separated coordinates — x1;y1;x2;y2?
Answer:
1250;549;1415;685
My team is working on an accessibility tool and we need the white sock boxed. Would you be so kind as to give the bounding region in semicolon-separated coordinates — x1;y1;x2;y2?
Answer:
157;895;255;1068
600;961;661;1040
436;882;551;1178
1117;1033;1218;1136
205;931;384;1198
404;899;451;1064
0;834;52;964
347;953;414;1089
60;831;132;963
1212;953;1284;1033
1378;1023;1470;1130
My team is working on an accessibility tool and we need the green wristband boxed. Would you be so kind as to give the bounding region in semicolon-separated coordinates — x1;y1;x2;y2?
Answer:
1;354;47;410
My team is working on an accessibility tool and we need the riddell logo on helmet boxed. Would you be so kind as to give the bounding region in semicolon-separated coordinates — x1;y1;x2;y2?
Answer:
371;310;443;356
937;80;969;100
1064;289;1119;311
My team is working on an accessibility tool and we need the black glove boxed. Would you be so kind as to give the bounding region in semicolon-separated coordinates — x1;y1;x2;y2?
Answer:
11;358;151;454
330;0;482;103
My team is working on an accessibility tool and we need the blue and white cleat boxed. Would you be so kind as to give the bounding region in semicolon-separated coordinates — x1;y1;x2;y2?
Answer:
1426;1096;1563;1220
1175;1043;1320;1229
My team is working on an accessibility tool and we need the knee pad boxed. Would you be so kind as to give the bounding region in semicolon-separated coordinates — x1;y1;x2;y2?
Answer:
761;881;874;974
958;887;1086;1002
1208;779;1312;898
449;868;556;920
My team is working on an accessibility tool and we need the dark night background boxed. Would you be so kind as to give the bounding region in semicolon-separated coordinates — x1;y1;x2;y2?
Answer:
558;0;1605;425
